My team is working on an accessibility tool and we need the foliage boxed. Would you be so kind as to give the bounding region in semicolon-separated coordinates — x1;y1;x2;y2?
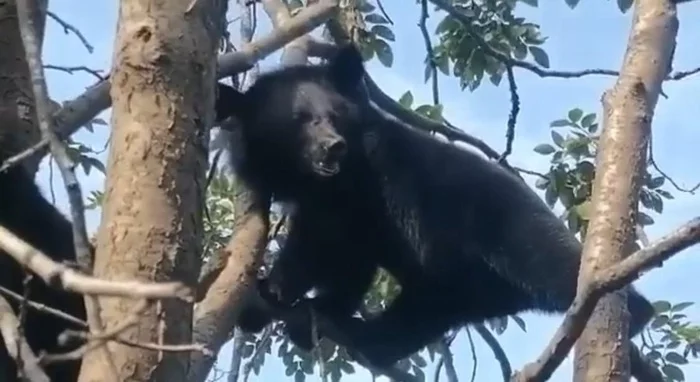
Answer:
433;0;548;91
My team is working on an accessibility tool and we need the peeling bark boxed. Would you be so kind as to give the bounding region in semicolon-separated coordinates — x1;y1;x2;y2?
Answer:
77;1;223;381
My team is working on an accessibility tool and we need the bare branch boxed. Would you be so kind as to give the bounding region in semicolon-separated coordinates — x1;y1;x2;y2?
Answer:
513;217;700;381
46;11;93;53
0;295;50;382
0;285;86;328
0;224;192;300
474;324;511;381
43;65;104;80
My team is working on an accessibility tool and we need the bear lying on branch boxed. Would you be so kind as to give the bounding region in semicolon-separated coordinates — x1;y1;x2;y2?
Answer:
214;43;655;370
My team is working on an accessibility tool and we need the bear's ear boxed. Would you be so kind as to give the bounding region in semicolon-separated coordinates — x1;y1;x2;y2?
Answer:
215;83;250;123
327;43;365;93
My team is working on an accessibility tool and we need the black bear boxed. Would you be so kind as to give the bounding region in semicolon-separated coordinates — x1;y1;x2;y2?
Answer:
0;150;87;382
213;43;656;370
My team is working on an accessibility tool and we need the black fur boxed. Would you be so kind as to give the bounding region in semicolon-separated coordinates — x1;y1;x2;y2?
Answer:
214;44;656;368
0;154;87;382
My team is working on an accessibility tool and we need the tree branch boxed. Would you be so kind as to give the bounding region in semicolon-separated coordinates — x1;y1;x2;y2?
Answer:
512;217;700;381
0;295;49;382
0;224;192;300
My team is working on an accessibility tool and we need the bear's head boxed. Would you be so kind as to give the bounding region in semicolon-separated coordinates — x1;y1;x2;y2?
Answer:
215;44;367;183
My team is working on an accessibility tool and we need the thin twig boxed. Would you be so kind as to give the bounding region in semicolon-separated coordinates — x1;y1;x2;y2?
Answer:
46;11;93;53
474;324;511;381
43;65;104;80
419;0;439;105
0;295;50;382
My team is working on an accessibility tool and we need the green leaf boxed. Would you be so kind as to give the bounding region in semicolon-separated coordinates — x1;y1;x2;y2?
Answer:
414;104;432;117
510;315;527;332
575;200;592;221
412;365;426;382
564;0;581;9
647;176;665;189
568;108;584;123
411;354;427;367
435;54;450;76
86;157;106;174
550;119;572;128
670;302;694;312
551;130;565;148
651;314;670;329
372;38;394;67
580;113;596;128
653;300;672;314
488;317;508;334
357;0;375;13
528;46;550;68
665;352;688;365
545;185;558;208
534;176;550;190
371;25;395;42
398;91;414;108
638;211;654;226
518;0;538;7
339;360;355;373
566;209;580;233
365;13;389;24
288;0;303;10
534;143;556;155
661;363;685;381
489;71;503;87
656;189;674;200
424;63;432;83
617;0;634;14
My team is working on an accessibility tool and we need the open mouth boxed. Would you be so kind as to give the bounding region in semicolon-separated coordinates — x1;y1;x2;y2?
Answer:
314;160;341;176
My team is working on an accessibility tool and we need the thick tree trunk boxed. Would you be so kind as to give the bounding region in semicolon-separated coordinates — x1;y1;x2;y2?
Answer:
0;0;47;174
573;1;678;381
77;1;223;381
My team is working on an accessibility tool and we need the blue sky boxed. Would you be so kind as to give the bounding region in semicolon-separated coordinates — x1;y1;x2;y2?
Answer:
38;1;700;381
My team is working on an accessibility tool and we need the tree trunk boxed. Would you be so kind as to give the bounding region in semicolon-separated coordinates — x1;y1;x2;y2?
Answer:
0;0;47;174
573;1;678;381
77;1;224;381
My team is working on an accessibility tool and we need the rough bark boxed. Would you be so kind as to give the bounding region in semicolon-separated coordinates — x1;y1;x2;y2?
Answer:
573;1;678;381
77;1;223;381
0;0;47;173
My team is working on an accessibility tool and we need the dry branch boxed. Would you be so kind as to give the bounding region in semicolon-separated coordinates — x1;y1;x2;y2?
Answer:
0;295;50;382
0;224;192;301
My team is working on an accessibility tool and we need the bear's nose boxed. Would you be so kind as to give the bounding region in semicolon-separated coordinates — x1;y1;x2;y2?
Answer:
326;139;347;161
